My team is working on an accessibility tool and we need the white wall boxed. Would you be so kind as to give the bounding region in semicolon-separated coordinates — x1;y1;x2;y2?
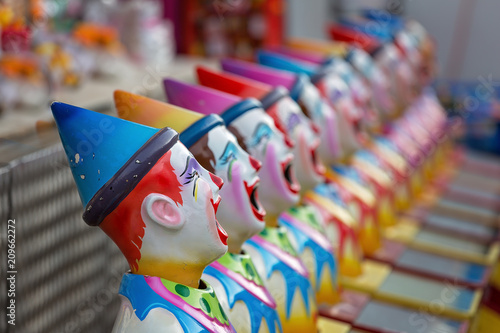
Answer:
406;0;500;81
286;0;500;81
286;0;331;39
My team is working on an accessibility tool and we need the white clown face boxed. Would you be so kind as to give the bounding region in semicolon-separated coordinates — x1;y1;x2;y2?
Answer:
395;31;423;85
266;96;325;192
327;58;372;118
140;142;228;269
204;125;266;252
316;72;364;156
298;81;342;166
376;44;417;106
229;107;301;217
348;48;394;119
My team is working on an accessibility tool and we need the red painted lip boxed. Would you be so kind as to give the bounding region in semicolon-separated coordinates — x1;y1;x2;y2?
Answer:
212;196;221;214
244;179;266;222
310;140;326;176
211;196;228;246
281;155;300;194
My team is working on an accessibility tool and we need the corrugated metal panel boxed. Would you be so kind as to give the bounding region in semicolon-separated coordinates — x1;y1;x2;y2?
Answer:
9;143;127;333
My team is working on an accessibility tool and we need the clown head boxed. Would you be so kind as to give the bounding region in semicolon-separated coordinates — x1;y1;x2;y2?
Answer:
255;50;365;158
214;60;342;166
221;102;301;220
188;124;266;252
51;102;227;287
315;71;366;155
294;77;342;165
371;44;416;112
192;65;325;194
159;78;302;222
264;89;326;193
345;47;395;121
114;90;266;254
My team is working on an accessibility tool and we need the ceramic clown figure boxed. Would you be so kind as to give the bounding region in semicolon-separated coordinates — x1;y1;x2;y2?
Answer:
343;46;396;122
184;72;341;307
217;58;343;165
265;47;383;133
370;43;417;114
50;102;233;333
114;90;284;333
260;46;425;214
270;48;399;227
256;50;366;155
253;51;383;255
302;183;364;277
189;69;326;194
162;80;320;332
195;64;362;268
269;46;371;111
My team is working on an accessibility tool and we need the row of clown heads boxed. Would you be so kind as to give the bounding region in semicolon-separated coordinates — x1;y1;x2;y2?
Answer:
51;20;444;333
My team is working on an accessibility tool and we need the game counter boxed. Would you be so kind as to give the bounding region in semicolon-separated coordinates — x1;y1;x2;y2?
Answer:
320;290;470;333
338;258;482;321
381;215;500;266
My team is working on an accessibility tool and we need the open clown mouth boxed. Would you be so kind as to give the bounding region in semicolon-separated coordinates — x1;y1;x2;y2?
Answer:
244;179;266;222
211;196;228;245
281;155;300;195
310;140;326;176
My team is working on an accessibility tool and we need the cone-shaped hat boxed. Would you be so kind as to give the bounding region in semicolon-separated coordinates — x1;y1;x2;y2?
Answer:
286;38;348;56
220;58;296;91
114;90;203;133
164;78;241;114
51;101;178;225
196;66;271;99
267;46;327;65
114;89;225;149
257;50;319;77
328;24;380;52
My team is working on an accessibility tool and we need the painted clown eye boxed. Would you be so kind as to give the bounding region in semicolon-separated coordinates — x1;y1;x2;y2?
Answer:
249;123;272;148
181;156;202;198
287;113;301;131
186;170;200;198
219;141;240;182
220;141;238;165
185;170;200;183
313;98;323;119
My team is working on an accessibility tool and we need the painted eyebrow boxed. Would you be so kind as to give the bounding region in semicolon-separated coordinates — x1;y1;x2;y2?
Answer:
252;122;267;137
180;156;191;177
219;141;236;160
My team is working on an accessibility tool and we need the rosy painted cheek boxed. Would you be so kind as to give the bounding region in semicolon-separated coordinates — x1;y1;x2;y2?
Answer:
199;183;215;219
298;134;312;171
226;163;247;214
326;113;341;158
205;199;215;223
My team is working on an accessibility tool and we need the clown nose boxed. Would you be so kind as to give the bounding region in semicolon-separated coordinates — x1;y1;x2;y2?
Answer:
249;155;262;172
284;134;295;148
210;173;224;190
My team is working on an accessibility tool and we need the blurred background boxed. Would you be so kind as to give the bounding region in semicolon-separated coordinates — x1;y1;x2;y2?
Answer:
0;1;498;333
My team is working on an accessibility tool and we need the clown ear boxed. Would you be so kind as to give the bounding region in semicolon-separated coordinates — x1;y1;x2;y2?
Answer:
142;193;185;230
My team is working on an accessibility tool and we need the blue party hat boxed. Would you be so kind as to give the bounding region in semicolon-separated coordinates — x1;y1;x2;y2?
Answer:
257;50;318;77
51;102;178;225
